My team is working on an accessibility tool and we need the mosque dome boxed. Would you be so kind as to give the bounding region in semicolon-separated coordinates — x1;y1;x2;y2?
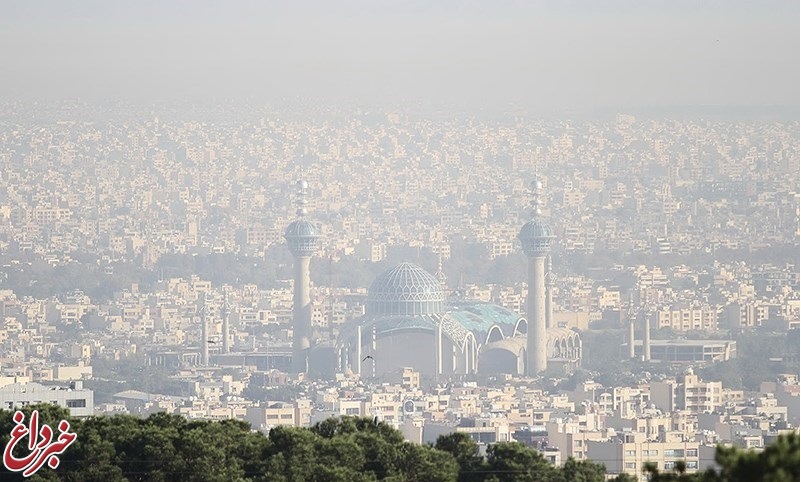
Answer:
284;220;321;257
367;262;444;316
518;219;555;257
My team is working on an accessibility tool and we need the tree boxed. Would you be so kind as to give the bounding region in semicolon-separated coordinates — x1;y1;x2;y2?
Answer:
484;441;557;482
709;432;799;482
396;443;459;482
0;404;77;482
558;457;613;482
1;408;795;482
435;432;486;482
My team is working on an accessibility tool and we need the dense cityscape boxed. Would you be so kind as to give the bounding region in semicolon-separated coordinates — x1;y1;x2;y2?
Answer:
0;101;798;480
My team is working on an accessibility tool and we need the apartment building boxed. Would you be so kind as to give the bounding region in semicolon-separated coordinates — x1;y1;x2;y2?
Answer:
587;431;704;482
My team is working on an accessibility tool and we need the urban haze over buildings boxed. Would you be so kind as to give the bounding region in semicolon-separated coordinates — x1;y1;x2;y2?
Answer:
0;2;798;481
0;1;798;112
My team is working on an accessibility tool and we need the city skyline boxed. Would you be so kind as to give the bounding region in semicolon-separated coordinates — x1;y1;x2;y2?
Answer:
0;2;798;480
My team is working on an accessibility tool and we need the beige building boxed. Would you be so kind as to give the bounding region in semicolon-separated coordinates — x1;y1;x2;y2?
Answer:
546;414;609;461
656;306;718;331
651;370;722;414
245;402;296;429
587;432;704;481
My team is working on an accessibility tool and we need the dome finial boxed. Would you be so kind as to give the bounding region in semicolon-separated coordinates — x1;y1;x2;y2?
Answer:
435;253;447;288
518;174;555;257
545;255;556;287
285;179;321;258
528;177;545;219
295;179;309;218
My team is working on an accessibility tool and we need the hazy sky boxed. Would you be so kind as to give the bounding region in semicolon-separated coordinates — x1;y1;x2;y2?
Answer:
0;1;798;110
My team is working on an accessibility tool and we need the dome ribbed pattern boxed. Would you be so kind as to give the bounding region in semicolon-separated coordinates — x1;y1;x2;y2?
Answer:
284;220;321;257
518;219;555;257
367;262;444;316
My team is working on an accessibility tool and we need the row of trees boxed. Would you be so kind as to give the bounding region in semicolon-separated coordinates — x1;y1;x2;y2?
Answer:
0;405;797;482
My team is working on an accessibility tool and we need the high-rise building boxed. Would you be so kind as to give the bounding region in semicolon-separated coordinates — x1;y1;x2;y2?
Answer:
284;180;321;374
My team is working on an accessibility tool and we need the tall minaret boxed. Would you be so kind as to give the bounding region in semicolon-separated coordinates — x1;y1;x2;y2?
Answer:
199;294;210;366
643;303;652;362
627;292;636;359
434;253;447;379
544;256;556;329
518;179;555;376
221;293;231;354
284;180;322;374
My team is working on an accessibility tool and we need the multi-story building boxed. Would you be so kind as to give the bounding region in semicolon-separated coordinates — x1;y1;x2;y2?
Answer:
0;380;94;417
656;306;718;331
650;370;722;414
587;432;704;482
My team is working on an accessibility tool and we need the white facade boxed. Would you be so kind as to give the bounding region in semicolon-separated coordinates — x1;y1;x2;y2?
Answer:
0;380;94;417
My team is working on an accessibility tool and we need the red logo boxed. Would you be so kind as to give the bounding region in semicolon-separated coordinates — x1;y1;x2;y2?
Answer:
3;410;77;477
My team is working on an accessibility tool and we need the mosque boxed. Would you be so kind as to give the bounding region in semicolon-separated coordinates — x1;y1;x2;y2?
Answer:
332;262;581;378
287;180;582;379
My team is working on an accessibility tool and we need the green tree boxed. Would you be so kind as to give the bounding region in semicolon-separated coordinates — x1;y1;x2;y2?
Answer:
709;432;799;482
558;457;612;482
396;442;459;482
0;404;77;482
264;426;319;482
435;432;487;482
484;441;557;482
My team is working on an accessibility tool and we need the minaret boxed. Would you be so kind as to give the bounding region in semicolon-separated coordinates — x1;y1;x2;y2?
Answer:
284;180;322;374
199;294;209;366
643;303;652;362
545;256;556;329
221;293;231;354
627;292;636;359
518;179;555;375
435;253;446;379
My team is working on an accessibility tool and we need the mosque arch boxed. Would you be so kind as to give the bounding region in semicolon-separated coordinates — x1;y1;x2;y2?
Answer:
514;317;528;336
463;332;478;373
485;325;505;344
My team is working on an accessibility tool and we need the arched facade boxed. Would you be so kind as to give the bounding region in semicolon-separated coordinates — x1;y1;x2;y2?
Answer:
477;327;582;376
329;263;582;379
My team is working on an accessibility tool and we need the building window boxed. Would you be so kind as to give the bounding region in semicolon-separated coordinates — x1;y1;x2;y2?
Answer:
625;450;636;456
687;449;698;457
66;399;86;408
664;462;675;470
625;463;637;469
664;449;684;458
687;461;698;469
